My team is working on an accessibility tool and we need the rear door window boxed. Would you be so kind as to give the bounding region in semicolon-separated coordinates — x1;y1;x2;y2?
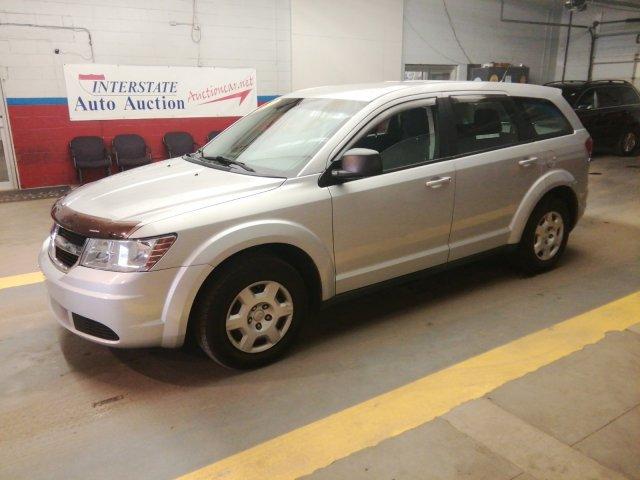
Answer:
514;97;573;139
450;95;520;155
620;86;640;105
595;86;622;108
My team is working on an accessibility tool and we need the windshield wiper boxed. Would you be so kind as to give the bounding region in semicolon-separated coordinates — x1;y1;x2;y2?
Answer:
205;155;255;172
188;151;255;172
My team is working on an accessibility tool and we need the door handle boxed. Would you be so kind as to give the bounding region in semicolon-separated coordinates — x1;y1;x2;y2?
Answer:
518;156;538;167
425;176;452;188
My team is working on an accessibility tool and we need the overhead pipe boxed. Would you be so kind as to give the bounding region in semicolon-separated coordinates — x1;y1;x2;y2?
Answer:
588;26;597;80
562;11;574;81
500;0;590;29
596;30;640;38
0;22;95;62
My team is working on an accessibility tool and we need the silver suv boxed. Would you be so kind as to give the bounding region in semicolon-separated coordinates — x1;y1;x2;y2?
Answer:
40;81;590;368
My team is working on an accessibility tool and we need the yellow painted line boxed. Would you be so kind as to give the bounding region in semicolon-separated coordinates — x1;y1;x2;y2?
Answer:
0;272;44;290
179;291;640;480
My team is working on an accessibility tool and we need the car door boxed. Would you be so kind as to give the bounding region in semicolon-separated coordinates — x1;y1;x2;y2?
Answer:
328;98;456;294
618;85;640;132
574;88;604;143
444;94;543;261
594;86;625;146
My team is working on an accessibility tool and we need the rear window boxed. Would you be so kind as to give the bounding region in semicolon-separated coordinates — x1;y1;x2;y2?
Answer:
514;97;573;139
595;86;622;108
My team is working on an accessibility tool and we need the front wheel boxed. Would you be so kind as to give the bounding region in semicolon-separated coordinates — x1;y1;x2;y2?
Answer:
192;253;308;369
513;197;570;274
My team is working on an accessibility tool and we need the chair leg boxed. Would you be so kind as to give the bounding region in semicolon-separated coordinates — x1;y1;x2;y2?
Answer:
106;166;111;176
78;169;83;185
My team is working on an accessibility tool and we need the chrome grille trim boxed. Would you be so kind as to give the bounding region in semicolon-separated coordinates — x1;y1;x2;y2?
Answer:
49;225;87;272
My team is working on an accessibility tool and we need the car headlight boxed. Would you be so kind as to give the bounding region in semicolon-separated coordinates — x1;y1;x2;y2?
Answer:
79;235;176;272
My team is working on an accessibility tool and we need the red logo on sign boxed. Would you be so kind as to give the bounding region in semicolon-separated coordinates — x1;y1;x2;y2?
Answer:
78;74;105;80
200;88;253;106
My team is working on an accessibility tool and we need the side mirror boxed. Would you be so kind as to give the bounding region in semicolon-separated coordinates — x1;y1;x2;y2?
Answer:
320;148;383;186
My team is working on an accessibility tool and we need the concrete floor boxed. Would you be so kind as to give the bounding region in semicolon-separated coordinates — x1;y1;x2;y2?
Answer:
0;155;638;479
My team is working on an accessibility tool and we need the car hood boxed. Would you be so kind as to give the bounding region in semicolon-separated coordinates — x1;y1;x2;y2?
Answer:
58;158;286;224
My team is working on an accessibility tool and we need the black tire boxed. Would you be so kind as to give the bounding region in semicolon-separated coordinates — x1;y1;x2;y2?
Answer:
191;253;308;369
513;196;570;275
615;129;639;157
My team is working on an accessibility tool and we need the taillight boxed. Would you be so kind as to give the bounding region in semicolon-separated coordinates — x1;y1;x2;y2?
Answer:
585;137;593;160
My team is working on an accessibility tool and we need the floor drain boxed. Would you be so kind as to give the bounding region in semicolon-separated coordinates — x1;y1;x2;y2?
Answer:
589;172;602;175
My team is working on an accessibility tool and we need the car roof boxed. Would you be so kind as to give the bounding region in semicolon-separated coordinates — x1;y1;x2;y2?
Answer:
284;81;562;102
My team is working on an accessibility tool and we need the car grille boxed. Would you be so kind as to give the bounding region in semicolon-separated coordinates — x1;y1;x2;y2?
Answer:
53;226;87;269
72;313;119;341
58;226;86;246
55;246;79;268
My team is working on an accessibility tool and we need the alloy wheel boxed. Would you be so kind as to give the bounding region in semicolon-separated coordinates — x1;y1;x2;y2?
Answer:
225;281;294;354
623;132;638;154
533;211;564;261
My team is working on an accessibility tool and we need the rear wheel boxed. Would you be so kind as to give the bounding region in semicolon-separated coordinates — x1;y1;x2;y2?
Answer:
513;197;570;274
615;129;639;156
192;253;308;369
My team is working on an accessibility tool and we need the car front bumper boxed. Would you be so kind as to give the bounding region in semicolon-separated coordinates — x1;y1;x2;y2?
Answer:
39;238;206;348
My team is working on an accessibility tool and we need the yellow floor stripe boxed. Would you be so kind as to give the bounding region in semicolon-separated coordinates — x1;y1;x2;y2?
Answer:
179;291;640;480
0;272;44;290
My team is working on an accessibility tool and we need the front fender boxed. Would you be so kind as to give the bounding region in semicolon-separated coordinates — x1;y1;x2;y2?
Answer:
190;221;334;289
507;169;578;244
160;220;335;348
192;219;335;299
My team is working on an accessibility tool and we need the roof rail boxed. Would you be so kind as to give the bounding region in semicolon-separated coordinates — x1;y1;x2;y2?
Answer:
587;79;631;85
544;79;632;86
544;80;585;85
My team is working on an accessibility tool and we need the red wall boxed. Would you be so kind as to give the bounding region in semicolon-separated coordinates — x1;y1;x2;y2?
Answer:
8;104;240;188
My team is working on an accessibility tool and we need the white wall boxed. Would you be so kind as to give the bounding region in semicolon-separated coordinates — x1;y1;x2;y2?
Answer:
4;0;640;101
0;0;291;98
557;4;640;84
290;0;404;90
403;0;562;84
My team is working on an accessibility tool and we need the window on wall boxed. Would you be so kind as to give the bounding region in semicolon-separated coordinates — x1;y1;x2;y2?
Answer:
404;64;457;81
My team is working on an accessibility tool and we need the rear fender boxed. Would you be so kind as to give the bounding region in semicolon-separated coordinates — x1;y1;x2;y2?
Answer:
507;170;578;244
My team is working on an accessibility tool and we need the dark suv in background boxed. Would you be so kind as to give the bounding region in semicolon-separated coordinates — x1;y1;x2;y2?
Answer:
546;80;640;156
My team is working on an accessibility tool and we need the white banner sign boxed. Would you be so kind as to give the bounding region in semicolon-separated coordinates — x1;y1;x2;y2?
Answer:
63;64;257;121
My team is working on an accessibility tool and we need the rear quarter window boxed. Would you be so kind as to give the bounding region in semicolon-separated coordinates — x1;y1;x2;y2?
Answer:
514;97;574;140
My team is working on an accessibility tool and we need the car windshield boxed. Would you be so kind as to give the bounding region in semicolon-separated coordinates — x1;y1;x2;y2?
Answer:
554;85;584;106
195;97;366;177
